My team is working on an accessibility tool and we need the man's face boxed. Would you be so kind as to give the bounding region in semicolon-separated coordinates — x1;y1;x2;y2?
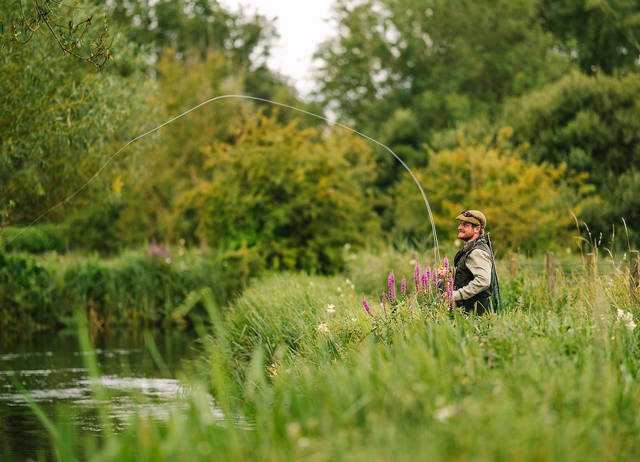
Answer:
457;221;479;241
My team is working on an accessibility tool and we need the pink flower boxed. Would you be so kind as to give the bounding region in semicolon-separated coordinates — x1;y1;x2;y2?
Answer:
401;277;407;296
388;271;396;303
363;298;372;316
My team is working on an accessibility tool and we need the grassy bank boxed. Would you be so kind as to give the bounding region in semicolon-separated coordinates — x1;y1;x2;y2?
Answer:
0;247;253;341
15;248;640;461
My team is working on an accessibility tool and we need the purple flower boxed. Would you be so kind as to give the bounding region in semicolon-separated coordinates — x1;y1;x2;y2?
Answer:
388;271;396;303
363;298;372;316
447;279;455;309
382;291;387;306
147;237;170;260
414;263;421;290
401;277;407;296
444;257;449;272
422;269;430;292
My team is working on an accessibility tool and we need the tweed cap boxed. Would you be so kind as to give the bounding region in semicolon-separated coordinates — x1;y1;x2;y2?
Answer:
455;210;486;227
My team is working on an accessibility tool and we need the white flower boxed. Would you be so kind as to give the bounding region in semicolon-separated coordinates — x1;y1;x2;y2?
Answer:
616;309;637;330
317;323;330;334
351;317;357;322
327;304;336;314
434;405;458;422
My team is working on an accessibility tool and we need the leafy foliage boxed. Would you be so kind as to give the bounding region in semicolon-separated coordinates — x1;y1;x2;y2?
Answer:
314;0;572;186
0;26;153;226
538;0;640;74
391;129;593;252
174;111;382;273
0;0;113;68
503;71;640;243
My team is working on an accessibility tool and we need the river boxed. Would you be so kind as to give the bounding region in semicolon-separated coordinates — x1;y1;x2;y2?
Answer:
0;328;202;461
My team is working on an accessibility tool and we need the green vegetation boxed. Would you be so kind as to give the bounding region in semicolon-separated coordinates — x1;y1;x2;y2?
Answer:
13;250;639;461
0;246;251;340
2;0;640;459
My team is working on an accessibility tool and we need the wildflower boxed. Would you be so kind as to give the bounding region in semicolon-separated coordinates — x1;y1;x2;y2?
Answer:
434;404;458;422
446;279;455;309
363;298;372;316
414;263;421;290
422;268;430;292
327;304;336;314
616;308;637;330
444;257;449;273
382;291;386;306
388;271;396;303
401;277;407;296
317;323;330;334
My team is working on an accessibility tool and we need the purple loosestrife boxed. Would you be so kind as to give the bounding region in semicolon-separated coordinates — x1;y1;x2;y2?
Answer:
414;263;421;291
447;279;455;309
382;291;387;308
422;268;430;292
388;271;396;303
444;257;449;273
363;298;372;316
401;277;407;297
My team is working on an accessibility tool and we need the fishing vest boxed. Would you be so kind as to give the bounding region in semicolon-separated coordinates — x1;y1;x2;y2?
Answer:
453;237;493;313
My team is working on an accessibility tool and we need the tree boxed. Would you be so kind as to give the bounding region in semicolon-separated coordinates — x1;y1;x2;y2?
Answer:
1;0;112;68
0;28;153;226
314;0;572;187
173;112;382;272
502;71;640;243
538;0;640;74
391;128;593;252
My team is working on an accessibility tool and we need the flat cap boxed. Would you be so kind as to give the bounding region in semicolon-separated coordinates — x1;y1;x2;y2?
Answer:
455;210;486;227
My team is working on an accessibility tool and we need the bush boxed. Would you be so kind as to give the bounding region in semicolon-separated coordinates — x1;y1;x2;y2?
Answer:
174;111;382;273
1;224;67;254
391;129;593;253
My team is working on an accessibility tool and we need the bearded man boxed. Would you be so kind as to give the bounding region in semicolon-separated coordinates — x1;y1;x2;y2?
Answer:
444;210;501;315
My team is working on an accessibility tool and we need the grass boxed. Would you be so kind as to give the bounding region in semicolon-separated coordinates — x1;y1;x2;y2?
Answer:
0;247;242;341
12;247;640;461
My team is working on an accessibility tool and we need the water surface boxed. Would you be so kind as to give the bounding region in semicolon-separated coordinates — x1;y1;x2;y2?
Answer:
0;328;200;460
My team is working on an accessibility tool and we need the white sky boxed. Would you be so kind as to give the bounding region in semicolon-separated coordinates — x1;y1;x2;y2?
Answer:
220;0;336;99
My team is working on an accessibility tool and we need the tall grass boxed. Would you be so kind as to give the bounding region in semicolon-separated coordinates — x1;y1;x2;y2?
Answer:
23;248;640;461
0;247;242;340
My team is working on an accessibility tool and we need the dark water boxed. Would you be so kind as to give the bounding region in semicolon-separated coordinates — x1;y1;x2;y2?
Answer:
0;328;202;461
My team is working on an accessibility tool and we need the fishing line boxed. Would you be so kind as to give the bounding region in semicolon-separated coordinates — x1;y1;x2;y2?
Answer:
4;94;441;264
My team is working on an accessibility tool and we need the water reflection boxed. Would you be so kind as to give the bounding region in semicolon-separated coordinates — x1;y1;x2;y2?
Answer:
0;329;201;460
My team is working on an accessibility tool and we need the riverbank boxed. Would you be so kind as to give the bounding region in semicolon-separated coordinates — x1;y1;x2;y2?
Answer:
7;248;640;461
0;246;249;342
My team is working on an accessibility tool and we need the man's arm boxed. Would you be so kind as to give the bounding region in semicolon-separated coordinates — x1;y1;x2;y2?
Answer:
452;249;492;301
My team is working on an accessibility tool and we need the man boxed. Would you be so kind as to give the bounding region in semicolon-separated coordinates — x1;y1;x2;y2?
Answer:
443;210;500;315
